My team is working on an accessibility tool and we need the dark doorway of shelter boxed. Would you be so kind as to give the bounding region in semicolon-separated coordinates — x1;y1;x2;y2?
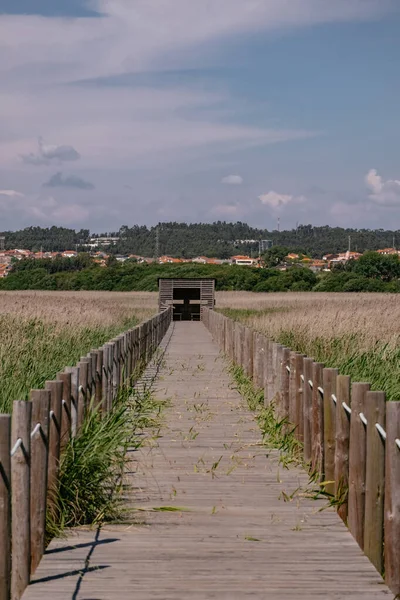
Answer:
173;287;201;321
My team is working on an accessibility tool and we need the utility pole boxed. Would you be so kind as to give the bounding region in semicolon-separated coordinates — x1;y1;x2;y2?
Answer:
155;224;160;261
277;217;280;232
348;235;351;252
393;235;395;250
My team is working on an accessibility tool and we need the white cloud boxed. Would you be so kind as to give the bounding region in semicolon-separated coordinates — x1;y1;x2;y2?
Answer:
221;175;243;185
258;190;305;209
365;168;400;206
21;138;80;166
0;189;24;197
0;1;395;227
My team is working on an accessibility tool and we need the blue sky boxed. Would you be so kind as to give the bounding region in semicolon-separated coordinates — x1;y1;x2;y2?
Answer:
0;0;399;232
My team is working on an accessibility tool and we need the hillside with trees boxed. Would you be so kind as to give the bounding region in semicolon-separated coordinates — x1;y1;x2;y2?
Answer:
2;252;400;293
2;222;400;258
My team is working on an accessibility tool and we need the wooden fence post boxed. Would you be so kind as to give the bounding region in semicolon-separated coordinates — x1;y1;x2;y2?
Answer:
288;351;297;427
77;359;89;425
45;380;63;505
57;372;72;451
364;391;385;574
348;382;370;550
323;368;338;496
95;350;103;409
265;338;273;404
89;352;97;398
311;362;324;479
65;366;79;437
244;327;253;377
0;414;11;600
334;375;351;523
11;400;32;600
294;354;304;441
112;341;119;401
303;358;313;465
384;401;400;596
272;345;283;413
279;348;290;420
29;389;50;575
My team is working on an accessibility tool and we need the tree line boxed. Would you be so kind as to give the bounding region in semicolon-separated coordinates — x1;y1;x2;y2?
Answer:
1;252;400;293
2;222;400;258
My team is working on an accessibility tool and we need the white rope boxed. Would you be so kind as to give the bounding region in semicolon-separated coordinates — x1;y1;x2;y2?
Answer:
300;374;305;382
308;379;313;389
286;365;291;373
331;394;337;404
342;402;352;415
318;386;324;395
396;438;400;450
30;423;42;438
359;412;368;426
11;438;23;456
375;423;387;441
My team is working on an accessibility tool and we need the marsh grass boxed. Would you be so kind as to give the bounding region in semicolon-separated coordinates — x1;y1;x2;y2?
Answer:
47;378;168;538
229;364;303;467
0;291;157;412
218;292;400;400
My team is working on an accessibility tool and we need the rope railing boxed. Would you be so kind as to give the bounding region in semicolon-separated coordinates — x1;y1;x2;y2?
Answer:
203;307;400;597
0;306;173;600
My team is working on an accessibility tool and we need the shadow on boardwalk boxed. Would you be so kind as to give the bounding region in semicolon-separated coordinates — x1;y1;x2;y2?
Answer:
23;323;391;600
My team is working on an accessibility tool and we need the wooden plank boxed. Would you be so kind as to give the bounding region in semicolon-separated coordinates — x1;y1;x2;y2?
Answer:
348;382;370;550
384;401;400;596
364;391;385;575
11;400;32;600
323;368;338;496
0;414;11;600
334;375;351;523
24;322;390;600
29;390;50;575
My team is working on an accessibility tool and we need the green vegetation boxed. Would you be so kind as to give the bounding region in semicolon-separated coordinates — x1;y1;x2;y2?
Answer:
0;314;139;413
3;221;400;258
220;304;400;401
3;249;400;294
48;382;167;537
1;260;318;292
230;363;302;467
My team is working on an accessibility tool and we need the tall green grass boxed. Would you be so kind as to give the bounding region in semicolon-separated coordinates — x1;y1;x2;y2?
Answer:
220;308;400;401
0;314;139;413
230;363;303;467
47;376;167;537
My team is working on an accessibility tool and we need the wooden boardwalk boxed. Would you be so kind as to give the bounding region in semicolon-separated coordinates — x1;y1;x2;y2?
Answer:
23;323;391;599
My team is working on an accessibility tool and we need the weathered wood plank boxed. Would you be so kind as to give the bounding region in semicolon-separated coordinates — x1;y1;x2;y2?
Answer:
23;324;390;600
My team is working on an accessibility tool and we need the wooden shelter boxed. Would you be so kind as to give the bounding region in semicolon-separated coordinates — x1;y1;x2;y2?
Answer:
158;278;215;321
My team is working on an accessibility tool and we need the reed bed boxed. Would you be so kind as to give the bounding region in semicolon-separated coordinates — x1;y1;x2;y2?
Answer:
216;292;400;400
0;291;158;413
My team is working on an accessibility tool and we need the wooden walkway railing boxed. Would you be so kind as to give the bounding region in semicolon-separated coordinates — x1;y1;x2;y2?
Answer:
203;308;400;597
0;308;172;600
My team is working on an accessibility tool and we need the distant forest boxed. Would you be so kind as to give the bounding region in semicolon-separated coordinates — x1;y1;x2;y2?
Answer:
2;222;400;258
